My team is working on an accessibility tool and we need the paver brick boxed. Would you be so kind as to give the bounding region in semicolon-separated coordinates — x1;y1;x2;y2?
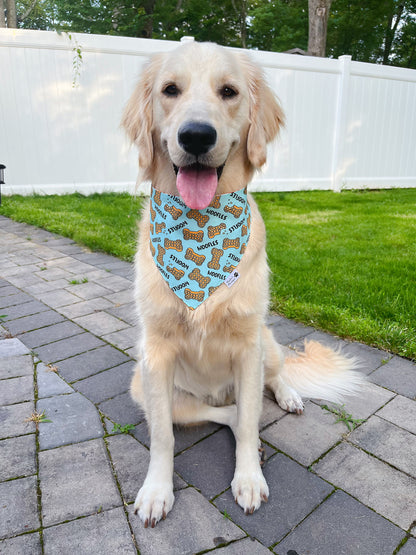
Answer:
42;507;136;554
128;487;245;555
174;427;236;499
3;310;65;335
65;281;113;300
37;392;104;449
0;291;33;309
0;338;31;358
398;538;416;554
261;401;346;466
377;395;416;435
2;300;49;320
106;303;137;325
313;441;416;530
39;439;121;527
371;356;416;398
216;537;272;554
0;434;36;481
34;332;104;364
0;375;33;405
0;533;41;555
36;289;83;309
349;415;416;478
56;344;131;382
275;490;405;555
268;317;314;345
0;354;33;379
214;452;333;546
102;326;138;351
0;401;36;439
99;391;143;426
36;362;73;398
72;361;134;403
73;311;129;336
0;477;40;539
18;321;83;349
57;297;113;319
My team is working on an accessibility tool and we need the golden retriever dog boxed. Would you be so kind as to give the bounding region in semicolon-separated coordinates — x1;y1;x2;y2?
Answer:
122;41;364;528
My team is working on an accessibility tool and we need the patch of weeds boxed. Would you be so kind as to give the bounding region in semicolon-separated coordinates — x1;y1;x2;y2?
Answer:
25;410;52;430
39;266;47;271
222;510;231;520
321;404;365;431
112;422;135;434
0;314;7;321
68;277;88;285
45;364;58;373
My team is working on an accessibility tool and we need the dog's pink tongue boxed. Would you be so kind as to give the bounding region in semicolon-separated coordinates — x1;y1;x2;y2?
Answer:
176;166;218;210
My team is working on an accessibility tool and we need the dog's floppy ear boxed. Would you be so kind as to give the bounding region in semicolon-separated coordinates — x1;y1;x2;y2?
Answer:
242;56;285;168
121;55;162;169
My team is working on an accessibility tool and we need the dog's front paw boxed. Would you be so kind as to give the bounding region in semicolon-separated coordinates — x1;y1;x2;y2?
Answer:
134;481;175;528
231;471;269;515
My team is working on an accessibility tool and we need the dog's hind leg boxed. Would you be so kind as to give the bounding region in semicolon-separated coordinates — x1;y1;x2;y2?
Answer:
171;389;238;432
262;325;304;414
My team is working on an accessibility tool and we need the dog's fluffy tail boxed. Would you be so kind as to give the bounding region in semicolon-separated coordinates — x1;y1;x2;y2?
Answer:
280;340;366;404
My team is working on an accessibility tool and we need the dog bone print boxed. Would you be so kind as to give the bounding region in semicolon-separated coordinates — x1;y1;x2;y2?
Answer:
150;242;156;257
183;228;204;242
223;264;236;274
208;284;221;296
242;225;248;236
209;196;221;209
187;209;209;228
207;247;224;270
165;203;183;220
153;190;162;206
155;222;166;234
223;238;240;250
240;243;246;255
208;223;226;239
189;268;211;288
224;204;243;218
185;248;206;266
150;205;156;222
157;245;166;265
167;265;185;280
164;238;183;252
184;288;205;302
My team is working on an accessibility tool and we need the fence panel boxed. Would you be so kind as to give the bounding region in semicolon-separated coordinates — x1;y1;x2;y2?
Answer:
0;29;415;195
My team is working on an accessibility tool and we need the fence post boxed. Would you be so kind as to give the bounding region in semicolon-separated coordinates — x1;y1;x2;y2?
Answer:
331;55;352;192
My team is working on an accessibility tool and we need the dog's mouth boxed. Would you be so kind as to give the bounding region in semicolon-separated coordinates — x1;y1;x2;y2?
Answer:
173;163;224;210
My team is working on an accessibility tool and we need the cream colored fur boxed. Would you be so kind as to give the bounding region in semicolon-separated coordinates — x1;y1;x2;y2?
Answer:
122;41;364;528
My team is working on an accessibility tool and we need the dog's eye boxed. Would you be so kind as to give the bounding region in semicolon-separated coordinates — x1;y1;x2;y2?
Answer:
220;86;238;99
163;84;180;97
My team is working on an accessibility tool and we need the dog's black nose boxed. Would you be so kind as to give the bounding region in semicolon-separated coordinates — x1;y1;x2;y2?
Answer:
178;122;217;156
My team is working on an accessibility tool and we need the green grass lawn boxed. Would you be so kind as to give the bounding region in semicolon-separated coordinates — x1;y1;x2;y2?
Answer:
1;189;415;360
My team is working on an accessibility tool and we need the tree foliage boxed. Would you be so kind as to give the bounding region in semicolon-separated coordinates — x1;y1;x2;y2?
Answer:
2;0;416;68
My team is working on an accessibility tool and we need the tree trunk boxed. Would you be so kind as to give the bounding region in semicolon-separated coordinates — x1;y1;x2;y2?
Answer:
308;0;332;57
6;0;17;27
382;3;404;65
0;0;6;27
141;0;156;38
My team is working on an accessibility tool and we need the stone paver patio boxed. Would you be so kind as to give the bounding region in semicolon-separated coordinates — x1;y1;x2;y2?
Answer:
0;214;415;554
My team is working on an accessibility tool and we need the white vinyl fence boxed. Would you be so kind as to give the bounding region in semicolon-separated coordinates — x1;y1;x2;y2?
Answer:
0;29;415;195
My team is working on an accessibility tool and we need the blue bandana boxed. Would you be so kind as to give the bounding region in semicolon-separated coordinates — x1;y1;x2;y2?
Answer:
149;187;251;310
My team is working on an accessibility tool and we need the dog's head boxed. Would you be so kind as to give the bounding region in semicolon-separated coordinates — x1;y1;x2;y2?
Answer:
122;42;284;209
